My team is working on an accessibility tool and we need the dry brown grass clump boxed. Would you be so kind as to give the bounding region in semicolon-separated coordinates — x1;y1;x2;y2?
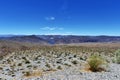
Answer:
24;70;43;78
86;55;108;72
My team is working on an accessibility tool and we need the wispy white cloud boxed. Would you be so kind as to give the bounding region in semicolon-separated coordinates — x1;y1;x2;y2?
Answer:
45;16;55;21
40;27;64;31
40;27;56;31
44;32;73;35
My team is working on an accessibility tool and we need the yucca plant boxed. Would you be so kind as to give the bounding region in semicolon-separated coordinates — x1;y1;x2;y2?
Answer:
87;54;107;72
115;49;120;64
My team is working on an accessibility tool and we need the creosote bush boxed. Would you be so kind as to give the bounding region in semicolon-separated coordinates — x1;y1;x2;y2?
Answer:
72;60;78;65
87;55;107;72
115;49;120;64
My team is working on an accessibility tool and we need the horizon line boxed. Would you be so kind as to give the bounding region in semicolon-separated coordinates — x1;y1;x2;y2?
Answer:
0;34;120;36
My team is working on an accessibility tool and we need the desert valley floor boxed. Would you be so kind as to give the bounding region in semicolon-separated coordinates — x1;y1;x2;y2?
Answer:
0;42;120;80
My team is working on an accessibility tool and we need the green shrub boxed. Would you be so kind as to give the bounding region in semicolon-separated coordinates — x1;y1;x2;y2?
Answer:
87;55;107;72
115;49;120;64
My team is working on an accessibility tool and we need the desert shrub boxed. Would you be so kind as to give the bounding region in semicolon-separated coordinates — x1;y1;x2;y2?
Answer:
33;66;38;70
56;60;62;64
45;63;51;68
73;55;77;58
24;71;31;76
0;67;3;70
71;60;78;65
22;57;27;60
25;60;30;64
87;55;107;72
112;57;116;63
80;57;84;60
18;63;22;66
27;65;32;68
114;49;120;64
57;66;62;70
37;61;41;63
64;63;71;67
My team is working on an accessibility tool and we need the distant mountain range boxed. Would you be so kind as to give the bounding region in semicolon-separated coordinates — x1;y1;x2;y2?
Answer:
0;35;120;44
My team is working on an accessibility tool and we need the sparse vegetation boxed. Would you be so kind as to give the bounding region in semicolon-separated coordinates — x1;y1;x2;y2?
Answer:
0;42;120;79
25;60;30;64
72;60;78;65
45;63;51;68
18;63;22;66
57;66;62;70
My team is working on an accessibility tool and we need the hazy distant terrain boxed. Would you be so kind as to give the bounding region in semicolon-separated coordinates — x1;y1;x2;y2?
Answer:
1;35;120;44
1;35;120;56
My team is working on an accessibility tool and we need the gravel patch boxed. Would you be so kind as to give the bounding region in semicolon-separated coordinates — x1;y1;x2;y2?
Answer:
0;51;120;80
16;64;120;80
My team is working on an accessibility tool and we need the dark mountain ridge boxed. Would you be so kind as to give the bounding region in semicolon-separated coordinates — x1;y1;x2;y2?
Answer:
1;35;120;44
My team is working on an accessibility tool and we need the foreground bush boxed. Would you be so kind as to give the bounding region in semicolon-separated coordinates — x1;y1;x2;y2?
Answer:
87;55;108;72
115;49;120;64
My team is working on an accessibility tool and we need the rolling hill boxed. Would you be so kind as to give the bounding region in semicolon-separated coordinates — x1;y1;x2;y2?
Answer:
1;35;120;44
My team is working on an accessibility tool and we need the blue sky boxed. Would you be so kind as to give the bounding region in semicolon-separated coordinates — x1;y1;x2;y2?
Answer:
0;0;120;35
